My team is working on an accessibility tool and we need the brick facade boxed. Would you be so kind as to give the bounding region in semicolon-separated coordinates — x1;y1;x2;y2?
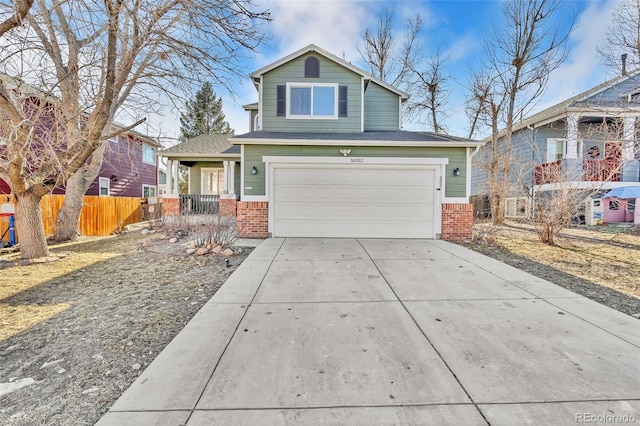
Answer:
219;198;238;217
237;201;269;238
161;196;180;216
441;203;473;242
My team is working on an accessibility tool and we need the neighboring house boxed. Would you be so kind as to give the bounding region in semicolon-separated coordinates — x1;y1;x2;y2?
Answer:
0;73;159;198
158;133;240;196
83;128;160;198
227;44;481;240
0;127;160;198
471;69;640;222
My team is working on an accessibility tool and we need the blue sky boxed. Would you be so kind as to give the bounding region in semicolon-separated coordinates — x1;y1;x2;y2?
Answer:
151;0;622;143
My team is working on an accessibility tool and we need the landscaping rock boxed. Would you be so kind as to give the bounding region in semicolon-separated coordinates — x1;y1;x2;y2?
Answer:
222;248;234;257
169;237;178;243
186;248;196;255
0;378;35;397
212;245;222;254
195;248;209;256
141;229;151;235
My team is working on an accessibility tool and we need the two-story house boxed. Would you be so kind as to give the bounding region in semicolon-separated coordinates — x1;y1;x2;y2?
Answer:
471;69;640;221
224;44;481;241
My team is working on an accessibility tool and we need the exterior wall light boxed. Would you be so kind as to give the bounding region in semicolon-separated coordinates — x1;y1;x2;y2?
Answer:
453;167;461;176
251;166;258;175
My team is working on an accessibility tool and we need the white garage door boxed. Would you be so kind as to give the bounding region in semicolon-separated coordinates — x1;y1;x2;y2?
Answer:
272;164;440;238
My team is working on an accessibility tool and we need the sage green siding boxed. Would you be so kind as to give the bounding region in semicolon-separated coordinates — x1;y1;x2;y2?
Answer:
243;145;467;198
261;53;362;132
364;82;400;131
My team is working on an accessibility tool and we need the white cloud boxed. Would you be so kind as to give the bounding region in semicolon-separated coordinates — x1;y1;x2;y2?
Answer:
260;0;372;65
536;0;618;112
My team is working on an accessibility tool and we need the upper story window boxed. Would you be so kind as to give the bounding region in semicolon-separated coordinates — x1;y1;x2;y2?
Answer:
277;83;347;119
287;83;338;119
547;138;565;162
142;144;155;164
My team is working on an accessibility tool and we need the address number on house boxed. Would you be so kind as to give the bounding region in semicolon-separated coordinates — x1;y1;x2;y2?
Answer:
350;158;364;163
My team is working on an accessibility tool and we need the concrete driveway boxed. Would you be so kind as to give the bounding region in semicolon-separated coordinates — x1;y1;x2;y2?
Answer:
97;238;640;425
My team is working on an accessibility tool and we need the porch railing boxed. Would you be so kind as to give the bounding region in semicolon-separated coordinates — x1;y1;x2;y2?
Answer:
582;159;621;182
534;159;623;185
534;160;562;185
179;194;220;215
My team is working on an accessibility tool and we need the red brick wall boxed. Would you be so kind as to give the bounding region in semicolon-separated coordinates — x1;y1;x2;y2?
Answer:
441;203;473;242
161;197;180;216
219;198;237;216
237;201;269;238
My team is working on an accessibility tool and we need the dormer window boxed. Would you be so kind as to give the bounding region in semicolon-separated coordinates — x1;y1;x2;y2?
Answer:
305;56;319;78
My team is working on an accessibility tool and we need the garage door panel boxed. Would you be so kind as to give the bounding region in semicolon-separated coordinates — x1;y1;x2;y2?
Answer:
275;185;434;204
277;168;431;187
275;203;435;222
272;164;440;239
276;220;434;238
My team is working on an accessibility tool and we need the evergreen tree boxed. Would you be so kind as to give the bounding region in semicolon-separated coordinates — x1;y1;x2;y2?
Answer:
179;82;234;140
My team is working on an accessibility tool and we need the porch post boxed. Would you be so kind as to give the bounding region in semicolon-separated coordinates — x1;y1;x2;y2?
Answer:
223;161;229;193
566;113;579;159
172;161;180;194
622;117;635;161
229;161;236;195
166;160;174;194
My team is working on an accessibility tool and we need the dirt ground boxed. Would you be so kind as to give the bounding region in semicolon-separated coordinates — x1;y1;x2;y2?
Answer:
466;220;640;317
0;228;253;426
0;221;638;425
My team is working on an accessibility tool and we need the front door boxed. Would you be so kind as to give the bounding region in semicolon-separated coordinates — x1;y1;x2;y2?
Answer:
201;168;224;195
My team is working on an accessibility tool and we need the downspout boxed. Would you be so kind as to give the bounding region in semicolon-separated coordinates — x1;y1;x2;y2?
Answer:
527;124;536;218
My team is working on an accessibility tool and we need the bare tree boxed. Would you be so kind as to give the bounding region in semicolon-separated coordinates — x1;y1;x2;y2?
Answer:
357;9;451;133
531;118;639;245
0;0;269;258
405;48;450;133
466;0;573;224
597;0;640;75
356;8;420;89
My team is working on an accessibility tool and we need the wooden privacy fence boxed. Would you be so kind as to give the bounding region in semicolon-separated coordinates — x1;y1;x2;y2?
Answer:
0;195;149;244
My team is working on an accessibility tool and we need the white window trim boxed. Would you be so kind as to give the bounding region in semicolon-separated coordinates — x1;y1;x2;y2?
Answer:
546;138;566;162
201;167;224;195
142;144;155;165
285;82;338;119
142;184;156;197
99;177;110;196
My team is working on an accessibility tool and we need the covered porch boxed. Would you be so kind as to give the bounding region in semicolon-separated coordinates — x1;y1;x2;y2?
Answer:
157;134;241;215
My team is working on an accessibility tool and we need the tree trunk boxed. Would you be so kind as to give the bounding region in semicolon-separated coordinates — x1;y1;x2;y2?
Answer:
14;191;49;259
54;144;106;242
53;173;88;242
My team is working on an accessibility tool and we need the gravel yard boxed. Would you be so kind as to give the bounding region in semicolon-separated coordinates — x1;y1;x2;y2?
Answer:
0;229;253;426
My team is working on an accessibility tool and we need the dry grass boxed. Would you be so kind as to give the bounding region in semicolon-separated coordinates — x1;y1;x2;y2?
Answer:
0;230;252;425
469;220;640;316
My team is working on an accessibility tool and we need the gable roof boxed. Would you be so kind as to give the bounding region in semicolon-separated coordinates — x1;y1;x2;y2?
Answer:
250;44;410;100
160;134;239;157
509;69;640;134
